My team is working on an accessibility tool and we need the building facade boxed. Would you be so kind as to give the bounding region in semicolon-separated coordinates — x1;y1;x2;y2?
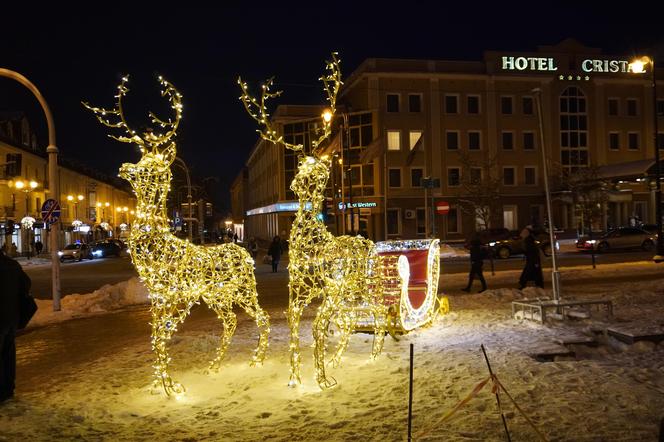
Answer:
237;39;663;242
1;114;135;254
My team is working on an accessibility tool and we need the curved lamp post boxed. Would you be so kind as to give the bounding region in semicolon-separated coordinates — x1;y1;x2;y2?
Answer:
0;68;61;310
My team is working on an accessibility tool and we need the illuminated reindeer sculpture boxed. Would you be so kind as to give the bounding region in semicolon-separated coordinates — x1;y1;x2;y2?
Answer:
84;76;270;396
240;54;406;389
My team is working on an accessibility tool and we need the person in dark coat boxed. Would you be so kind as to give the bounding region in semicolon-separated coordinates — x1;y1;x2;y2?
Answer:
462;237;487;293
267;236;282;273
0;249;31;402
519;227;544;289
34;240;43;256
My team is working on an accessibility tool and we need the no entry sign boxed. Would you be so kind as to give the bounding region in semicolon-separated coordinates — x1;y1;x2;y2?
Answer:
435;200;450;215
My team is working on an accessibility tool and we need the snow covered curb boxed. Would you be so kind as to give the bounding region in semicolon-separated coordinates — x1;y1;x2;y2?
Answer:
29;277;148;328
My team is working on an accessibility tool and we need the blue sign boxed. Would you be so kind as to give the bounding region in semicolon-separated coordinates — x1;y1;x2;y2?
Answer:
41;199;61;225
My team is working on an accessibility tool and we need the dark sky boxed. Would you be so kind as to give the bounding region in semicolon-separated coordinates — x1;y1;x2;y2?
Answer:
2;3;663;210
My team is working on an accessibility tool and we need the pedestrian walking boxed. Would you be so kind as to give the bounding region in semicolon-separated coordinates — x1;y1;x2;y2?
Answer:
268;236;282;273
248;237;258;261
518;226;544;289
0;249;34;402
34;240;43;256
462;236;487;293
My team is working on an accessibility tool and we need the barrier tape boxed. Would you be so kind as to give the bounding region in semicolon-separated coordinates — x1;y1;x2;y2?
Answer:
414;374;548;442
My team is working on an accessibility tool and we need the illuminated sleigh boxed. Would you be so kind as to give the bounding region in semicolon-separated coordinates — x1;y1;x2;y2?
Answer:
357;239;441;335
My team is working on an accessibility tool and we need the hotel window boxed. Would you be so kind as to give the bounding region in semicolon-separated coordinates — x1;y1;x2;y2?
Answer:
447;207;460;234
628;132;639;150
416;208;426;235
387;208;401;236
446;131;459;150
467;95;480;114
388;168;402;188
501;131;514;150
447;167;460;187
523;131;535;150
608;98;619;116
411;168;423;187
444;95;458;114
503;167;516;186
387;130;401;150
657;100;664;116
408;94;422;113
524;166;536;185
626;98;638;116
522;96;534;115
560;87;589;174
609;132;620;150
387;94;400;112
470;167;482;184
500;96;513;114
468;131;481;150
409;130;423;150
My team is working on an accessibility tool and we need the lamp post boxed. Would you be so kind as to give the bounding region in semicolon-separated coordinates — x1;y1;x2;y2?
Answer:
532;88;562;303
0;68;61;310
630;56;663;262
173;156;193;241
67;194;84;223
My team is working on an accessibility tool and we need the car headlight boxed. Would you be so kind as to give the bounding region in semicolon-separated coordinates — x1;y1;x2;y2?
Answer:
586;240;596;244
489;242;496;247
57;251;63;256
93;250;103;256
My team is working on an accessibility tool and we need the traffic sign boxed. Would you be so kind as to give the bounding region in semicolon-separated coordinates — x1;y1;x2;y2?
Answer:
41;199;61;224
435;200;450;215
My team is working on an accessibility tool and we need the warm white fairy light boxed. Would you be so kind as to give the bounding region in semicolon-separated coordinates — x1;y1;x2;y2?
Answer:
85;76;270;396
240;53;408;389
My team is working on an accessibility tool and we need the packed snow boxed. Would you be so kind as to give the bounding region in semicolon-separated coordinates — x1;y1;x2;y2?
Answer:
2;261;664;441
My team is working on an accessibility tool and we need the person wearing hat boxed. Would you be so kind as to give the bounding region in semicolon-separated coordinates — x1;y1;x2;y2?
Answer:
518;226;544;289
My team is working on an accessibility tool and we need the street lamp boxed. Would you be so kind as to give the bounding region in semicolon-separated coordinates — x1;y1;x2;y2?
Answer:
9;179;40;257
629;56;663;263
67;194;84;223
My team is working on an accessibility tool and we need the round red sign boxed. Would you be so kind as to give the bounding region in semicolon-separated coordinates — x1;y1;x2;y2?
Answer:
435;201;450;215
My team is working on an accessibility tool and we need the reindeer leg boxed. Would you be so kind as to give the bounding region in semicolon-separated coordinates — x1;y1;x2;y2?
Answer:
287;298;305;387
150;300;185;396
370;303;388;359
313;294;339;389
235;284;270;366
209;307;237;372
329;303;354;368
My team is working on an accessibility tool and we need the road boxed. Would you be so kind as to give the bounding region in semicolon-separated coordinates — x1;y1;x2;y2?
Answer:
23;248;654;300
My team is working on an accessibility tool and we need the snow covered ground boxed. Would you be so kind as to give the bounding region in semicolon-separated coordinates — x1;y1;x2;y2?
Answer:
2;262;664;441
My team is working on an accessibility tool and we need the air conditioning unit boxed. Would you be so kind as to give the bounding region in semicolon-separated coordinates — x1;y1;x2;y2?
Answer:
404;209;416;220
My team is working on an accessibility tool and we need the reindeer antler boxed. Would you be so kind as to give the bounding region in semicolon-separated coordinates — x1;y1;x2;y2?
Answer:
238;52;342;154
83;75;183;153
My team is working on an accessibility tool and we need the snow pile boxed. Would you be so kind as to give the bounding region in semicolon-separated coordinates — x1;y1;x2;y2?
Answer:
440;242;468;258
29;277;148;327
17;257;51;267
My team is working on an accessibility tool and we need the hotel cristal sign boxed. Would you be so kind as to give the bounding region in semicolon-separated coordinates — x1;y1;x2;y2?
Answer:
501;56;634;73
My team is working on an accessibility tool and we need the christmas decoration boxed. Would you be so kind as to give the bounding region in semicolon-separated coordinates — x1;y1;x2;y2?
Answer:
84;76;270;396
240;54;407;389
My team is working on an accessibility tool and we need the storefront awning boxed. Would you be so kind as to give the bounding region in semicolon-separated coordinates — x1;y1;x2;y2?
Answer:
597;159;655;180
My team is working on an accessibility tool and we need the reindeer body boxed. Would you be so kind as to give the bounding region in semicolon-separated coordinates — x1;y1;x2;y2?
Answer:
86;77;269;396
286;157;388;388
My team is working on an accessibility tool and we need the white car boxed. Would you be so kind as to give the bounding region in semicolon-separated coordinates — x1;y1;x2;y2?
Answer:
58;243;92;262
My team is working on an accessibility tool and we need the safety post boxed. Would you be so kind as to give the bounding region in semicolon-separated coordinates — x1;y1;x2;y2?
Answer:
408;343;414;441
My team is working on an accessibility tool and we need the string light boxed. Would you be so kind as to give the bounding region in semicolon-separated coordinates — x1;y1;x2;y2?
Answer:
240;53;408;389
84;76;270;396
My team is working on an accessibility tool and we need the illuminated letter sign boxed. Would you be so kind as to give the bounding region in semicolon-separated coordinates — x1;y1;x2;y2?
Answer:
581;59;630;73
501;56;558;72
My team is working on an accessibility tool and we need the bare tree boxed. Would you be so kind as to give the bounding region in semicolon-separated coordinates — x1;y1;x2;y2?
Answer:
455;152;503;231
552;164;609;235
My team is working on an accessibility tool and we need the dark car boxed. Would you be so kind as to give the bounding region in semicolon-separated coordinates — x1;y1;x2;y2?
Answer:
91;240;121;258
469;227;556;259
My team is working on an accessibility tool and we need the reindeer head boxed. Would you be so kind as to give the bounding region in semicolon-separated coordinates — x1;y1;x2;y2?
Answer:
290;155;333;205
84;76;182;210
238;53;342;161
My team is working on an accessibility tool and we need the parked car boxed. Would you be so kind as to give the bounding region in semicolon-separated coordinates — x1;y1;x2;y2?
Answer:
58;243;92;262
578;227;656;252
108;238;127;251
467;227;556;259
91;240;121;258
639;224;659;235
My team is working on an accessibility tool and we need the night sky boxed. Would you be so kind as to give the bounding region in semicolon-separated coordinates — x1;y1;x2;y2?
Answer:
2;4;663;210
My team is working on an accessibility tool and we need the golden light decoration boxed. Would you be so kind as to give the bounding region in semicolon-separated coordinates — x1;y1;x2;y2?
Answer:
240;53;407;389
84;76;270;396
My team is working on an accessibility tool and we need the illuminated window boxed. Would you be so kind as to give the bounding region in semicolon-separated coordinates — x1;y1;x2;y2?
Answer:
387;130;401;150
409;130;423;150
